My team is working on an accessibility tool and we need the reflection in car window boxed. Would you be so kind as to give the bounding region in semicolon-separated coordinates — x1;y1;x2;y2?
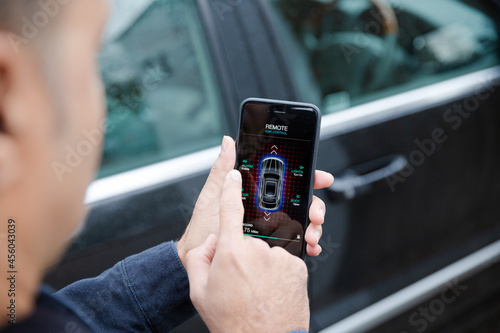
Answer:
98;0;227;178
271;0;499;114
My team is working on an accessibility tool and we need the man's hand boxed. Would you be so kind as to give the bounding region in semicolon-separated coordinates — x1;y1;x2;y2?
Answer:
177;136;334;267
185;170;310;333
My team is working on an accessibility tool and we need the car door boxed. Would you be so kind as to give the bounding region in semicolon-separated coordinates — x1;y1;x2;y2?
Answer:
267;0;500;332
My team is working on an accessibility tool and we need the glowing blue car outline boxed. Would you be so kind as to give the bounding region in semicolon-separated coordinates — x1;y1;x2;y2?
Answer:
258;157;284;210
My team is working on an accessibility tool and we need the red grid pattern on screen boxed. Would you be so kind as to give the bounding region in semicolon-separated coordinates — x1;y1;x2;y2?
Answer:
241;134;312;234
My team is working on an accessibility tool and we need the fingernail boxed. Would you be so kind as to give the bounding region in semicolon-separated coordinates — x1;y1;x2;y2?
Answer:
229;170;241;182
221;136;229;153
318;244;322;254
318;207;325;217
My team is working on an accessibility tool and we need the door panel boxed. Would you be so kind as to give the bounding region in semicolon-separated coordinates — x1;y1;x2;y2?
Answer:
309;72;500;330
269;0;500;330
370;258;500;332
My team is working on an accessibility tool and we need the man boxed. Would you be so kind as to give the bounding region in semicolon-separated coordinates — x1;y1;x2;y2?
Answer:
0;0;333;332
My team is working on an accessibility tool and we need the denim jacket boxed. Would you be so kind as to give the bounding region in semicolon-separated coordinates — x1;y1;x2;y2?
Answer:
2;241;308;333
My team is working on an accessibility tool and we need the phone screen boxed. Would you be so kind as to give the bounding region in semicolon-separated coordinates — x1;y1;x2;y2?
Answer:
236;99;320;257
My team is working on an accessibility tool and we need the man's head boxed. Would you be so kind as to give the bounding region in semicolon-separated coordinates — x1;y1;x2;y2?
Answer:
0;0;109;316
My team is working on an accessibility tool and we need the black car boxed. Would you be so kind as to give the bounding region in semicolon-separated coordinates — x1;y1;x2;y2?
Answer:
258;157;285;210
46;1;500;332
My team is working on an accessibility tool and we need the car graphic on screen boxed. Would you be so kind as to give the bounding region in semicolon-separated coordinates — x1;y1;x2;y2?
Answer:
258;157;285;210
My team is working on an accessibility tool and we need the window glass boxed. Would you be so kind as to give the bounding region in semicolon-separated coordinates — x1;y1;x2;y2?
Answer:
98;0;227;178
271;0;499;114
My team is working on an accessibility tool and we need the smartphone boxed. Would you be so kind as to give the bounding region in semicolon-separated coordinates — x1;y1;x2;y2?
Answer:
236;98;321;258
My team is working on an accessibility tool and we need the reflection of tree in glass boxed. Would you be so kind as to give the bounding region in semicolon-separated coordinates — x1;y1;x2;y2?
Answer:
101;44;172;117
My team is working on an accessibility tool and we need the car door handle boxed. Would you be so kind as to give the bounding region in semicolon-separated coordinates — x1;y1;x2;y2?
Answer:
328;155;408;200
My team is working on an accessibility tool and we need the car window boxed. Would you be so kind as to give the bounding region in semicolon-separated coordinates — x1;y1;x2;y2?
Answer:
270;0;499;114
98;0;227;178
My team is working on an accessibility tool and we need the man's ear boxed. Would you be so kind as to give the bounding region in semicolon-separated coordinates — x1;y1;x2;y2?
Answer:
0;32;30;192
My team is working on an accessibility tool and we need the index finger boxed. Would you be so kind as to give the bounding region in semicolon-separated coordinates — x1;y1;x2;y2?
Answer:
219;170;245;243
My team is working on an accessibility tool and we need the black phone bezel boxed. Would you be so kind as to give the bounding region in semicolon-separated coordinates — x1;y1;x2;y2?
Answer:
235;97;321;259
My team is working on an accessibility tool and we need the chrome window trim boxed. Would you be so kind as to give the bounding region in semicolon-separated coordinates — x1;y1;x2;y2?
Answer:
319;239;500;333
84;146;221;204
84;66;500;204
320;66;500;138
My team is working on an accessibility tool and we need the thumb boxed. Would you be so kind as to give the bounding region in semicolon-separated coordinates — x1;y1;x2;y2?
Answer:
185;234;218;297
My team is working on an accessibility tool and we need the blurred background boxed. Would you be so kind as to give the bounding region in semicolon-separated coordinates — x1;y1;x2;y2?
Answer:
46;0;500;332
